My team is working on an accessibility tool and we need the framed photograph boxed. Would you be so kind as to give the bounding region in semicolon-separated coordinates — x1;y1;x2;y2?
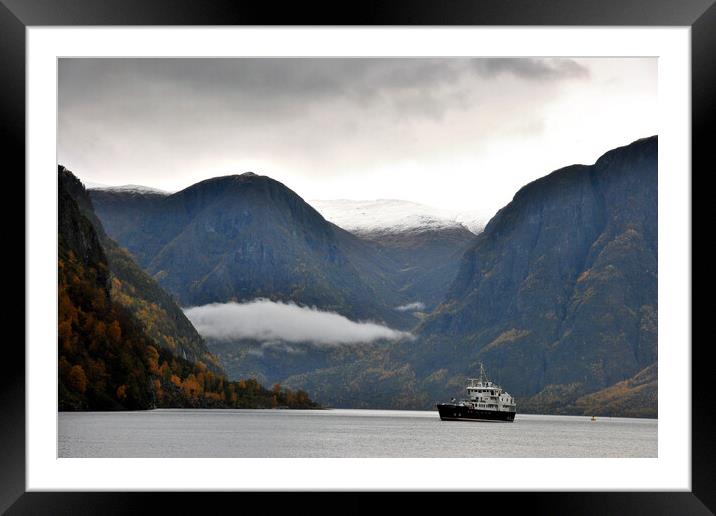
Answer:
7;0;708;513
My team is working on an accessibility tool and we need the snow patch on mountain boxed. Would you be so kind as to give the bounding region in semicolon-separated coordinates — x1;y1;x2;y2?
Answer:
87;183;171;195
310;199;488;236
396;301;426;312
82;181;110;190
452;212;490;235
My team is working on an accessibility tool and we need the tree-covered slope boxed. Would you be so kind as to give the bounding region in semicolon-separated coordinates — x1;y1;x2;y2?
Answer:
58;166;318;410
61;167;221;370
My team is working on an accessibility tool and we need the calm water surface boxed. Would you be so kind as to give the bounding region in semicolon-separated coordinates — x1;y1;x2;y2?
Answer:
58;409;657;458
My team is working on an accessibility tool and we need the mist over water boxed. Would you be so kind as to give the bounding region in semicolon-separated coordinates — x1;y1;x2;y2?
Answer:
184;299;413;345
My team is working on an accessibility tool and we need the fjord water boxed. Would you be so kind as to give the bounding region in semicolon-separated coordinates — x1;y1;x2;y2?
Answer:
58;409;656;458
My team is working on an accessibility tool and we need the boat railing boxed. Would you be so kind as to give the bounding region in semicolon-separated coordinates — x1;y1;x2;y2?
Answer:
465;378;491;388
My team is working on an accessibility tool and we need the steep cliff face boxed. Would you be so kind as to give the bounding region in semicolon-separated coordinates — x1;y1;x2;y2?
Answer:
414;136;657;409
58;167;110;295
59;169;154;410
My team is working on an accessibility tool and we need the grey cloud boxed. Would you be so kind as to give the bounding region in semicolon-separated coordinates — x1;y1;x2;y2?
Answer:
58;58;587;184
473;58;589;81
59;58;454;111
58;58;584;119
59;59;469;145
57;56;654;215
183;299;413;345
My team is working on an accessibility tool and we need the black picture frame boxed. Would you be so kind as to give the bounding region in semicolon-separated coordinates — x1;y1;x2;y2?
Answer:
5;0;708;513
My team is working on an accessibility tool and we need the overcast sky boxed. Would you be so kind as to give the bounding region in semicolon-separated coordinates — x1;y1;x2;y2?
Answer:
58;58;656;214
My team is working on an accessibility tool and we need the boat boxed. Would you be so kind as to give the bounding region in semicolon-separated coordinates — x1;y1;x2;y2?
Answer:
436;363;516;422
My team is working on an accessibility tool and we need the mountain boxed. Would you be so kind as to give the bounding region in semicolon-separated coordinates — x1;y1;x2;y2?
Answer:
363;226;477;314
88;184;171;195
419;136;657;396
90;173;415;328
58;166;318;410
312;199;480;313
59;167;150;410
85;136;658;417
61;168;221;370
310;199;487;236
279;136;658;417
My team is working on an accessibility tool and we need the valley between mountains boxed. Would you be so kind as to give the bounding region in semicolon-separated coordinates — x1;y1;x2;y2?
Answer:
61;135;657;417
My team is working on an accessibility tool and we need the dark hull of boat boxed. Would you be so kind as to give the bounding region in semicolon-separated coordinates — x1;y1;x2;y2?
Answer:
436;403;516;422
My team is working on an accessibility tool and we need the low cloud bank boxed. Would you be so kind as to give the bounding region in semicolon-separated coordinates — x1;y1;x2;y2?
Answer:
395;302;426;312
184;299;412;345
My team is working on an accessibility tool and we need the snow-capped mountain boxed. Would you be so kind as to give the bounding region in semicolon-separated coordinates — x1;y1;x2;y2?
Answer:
85;183;170;195
310;199;488;236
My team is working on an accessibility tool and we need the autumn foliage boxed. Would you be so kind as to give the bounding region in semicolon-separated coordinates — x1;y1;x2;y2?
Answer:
58;166;318;411
58;244;317;410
